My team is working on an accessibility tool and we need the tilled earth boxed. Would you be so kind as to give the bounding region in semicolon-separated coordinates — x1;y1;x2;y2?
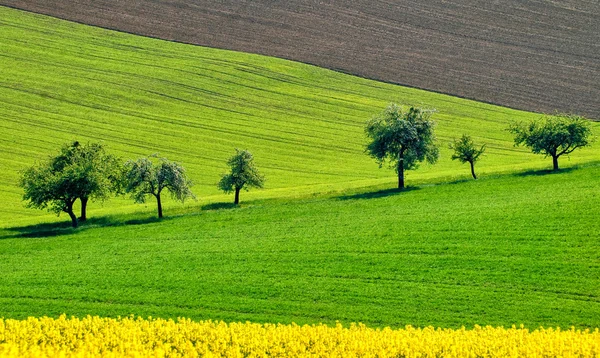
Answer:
2;0;599;118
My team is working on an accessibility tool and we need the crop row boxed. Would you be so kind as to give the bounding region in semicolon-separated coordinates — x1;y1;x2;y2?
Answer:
1;316;598;357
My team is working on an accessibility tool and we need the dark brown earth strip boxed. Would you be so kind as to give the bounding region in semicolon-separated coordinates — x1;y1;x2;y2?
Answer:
2;1;599;118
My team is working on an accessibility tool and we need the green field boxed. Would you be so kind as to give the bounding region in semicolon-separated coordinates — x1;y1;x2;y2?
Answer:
1;6;598;226
1;165;599;328
1;6;599;330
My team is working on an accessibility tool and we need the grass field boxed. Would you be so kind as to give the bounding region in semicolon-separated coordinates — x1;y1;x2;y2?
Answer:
1;6;598;226
1;164;599;328
0;7;599;331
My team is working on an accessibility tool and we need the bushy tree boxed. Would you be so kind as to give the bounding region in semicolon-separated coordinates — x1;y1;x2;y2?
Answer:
20;141;121;228
450;135;486;179
49;141;121;221
124;155;195;218
509;114;592;171
20;161;82;227
365;104;439;189
218;149;264;204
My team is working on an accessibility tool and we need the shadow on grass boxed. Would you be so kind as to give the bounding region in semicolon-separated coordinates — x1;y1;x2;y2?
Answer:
1;215;169;240
515;166;577;177
443;178;476;185
201;202;238;211
1;221;74;239
338;186;420;201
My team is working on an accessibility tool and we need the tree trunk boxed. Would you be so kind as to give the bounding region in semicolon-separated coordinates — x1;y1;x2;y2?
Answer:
156;193;163;218
552;155;559;171
398;151;405;189
234;187;240;205
65;201;78;228
470;161;477;179
79;196;88;221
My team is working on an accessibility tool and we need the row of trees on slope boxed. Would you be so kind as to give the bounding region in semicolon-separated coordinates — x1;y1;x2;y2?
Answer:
20;104;592;227
20;144;263;228
365;104;593;189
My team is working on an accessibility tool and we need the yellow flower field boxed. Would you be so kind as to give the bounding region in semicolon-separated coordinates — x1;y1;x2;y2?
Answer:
0;316;598;357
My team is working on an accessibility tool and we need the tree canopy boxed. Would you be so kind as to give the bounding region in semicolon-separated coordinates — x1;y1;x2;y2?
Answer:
49;141;121;220
124;155;195;218
450;135;486;179
509;114;592;171
20;161;82;227
20;141;120;227
365;104;439;189
218;149;264;204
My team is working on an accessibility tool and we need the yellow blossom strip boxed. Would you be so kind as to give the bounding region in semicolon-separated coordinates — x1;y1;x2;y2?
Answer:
0;315;599;357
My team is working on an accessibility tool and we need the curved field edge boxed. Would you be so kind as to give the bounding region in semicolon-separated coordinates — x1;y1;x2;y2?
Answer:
2;0;599;119
1;6;598;226
1;165;599;328
1;316;599;358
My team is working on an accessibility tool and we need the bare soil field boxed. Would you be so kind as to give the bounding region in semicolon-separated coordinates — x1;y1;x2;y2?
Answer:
2;0;599;118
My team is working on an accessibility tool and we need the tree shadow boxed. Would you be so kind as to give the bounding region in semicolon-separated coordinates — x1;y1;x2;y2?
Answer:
1;215;169;240
515;166;577;177
338;186;420;201
444;178;476;185
201;202;238;211
0;221;74;239
98;216;170;228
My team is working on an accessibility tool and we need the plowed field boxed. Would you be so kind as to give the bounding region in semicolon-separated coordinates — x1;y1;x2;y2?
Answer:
2;0;599;118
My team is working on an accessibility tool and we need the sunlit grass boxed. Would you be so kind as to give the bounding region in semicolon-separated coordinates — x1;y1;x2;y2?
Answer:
1;6;598;226
1;165;598;328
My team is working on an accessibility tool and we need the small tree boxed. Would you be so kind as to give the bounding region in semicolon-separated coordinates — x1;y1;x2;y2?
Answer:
365;104;439;189
509;114;592;171
20;141;121;228
218;149;264;204
20;159;83;228
50;141;121;221
124;155;195;218
450;135;486;179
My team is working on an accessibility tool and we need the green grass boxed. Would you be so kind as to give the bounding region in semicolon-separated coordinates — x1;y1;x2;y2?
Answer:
1;164;599;328
1;6;598;226
0;7;599;329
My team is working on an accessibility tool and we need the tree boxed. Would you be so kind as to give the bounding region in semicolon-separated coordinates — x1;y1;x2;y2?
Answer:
20;141;121;228
218;149;264;204
365;104;439;189
509;114;592;171
450;135;486;179
49;141;121;221
124;155;195;218
20;158;83;228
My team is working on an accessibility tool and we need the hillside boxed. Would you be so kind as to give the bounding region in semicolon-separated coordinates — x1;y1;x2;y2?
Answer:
1;7;599;225
1;1;599;118
0;6;599;331
1;165;599;328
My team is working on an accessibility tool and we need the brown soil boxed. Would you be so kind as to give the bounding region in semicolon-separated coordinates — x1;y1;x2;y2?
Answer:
2;0;599;118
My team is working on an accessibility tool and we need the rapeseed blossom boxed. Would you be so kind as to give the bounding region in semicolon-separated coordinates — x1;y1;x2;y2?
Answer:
0;315;598;357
